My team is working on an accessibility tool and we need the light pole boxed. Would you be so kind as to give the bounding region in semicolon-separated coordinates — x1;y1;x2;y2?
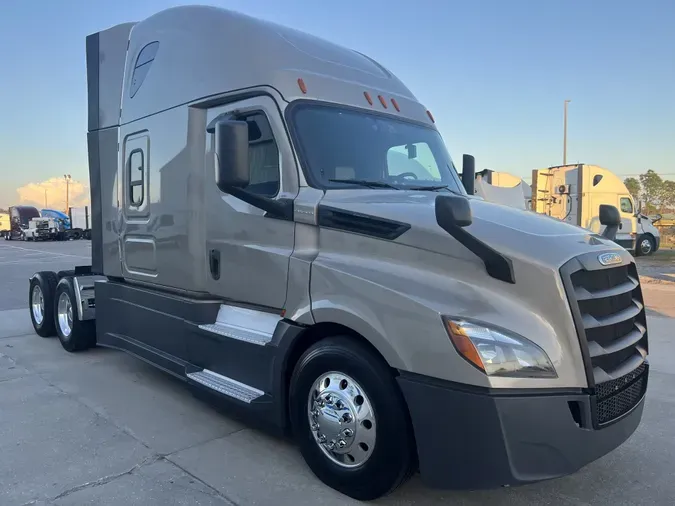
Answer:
44;188;48;208
63;174;72;212
563;99;571;165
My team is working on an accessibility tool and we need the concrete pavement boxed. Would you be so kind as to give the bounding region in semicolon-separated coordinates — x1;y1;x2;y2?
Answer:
0;241;673;505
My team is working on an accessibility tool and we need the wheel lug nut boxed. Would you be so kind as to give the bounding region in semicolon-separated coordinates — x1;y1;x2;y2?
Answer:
337;439;347;448
335;400;344;409
318;434;326;443
311;422;320;431
342;428;353;437
342;413;352;423
325;394;333;404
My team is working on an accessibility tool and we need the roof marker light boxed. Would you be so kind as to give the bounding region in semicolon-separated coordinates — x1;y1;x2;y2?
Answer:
297;78;307;94
427;110;435;123
364;91;373;105
391;98;400;112
378;95;388;109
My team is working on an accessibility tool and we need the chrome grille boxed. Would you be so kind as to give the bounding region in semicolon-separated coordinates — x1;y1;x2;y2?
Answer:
560;252;649;427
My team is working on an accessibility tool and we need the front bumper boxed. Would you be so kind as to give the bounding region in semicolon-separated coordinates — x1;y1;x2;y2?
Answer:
397;372;646;490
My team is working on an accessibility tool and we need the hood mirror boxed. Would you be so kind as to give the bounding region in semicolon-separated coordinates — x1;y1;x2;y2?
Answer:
435;194;472;228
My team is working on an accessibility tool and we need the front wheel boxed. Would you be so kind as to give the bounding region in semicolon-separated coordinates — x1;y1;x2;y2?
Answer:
289;337;416;500
54;278;96;352
636;235;655;256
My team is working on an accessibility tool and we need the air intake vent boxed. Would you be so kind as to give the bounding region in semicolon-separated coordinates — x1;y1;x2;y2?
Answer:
318;206;411;240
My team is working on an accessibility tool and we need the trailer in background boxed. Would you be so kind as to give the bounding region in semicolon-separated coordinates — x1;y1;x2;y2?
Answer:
0;212;9;238
68;206;91;240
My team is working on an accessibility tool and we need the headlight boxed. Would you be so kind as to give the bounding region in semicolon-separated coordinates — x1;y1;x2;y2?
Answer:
442;317;557;378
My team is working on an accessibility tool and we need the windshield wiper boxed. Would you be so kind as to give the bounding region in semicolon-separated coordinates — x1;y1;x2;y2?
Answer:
328;179;400;190
407;184;462;195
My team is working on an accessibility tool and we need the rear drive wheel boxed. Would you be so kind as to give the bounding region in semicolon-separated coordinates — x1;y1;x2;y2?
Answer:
29;271;58;337
289;336;416;500
54;278;96;352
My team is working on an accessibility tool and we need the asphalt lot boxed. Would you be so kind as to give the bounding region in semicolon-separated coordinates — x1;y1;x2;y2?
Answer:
0;240;674;505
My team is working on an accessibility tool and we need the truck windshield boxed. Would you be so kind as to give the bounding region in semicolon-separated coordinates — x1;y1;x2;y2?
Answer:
289;104;464;192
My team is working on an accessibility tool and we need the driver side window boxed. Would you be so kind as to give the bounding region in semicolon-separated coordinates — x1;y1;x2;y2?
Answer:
620;197;634;214
386;142;441;181
236;112;280;197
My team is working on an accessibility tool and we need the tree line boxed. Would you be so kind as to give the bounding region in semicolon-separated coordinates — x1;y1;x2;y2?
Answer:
624;170;675;214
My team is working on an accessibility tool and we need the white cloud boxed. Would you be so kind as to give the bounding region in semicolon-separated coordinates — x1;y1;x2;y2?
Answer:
16;177;90;211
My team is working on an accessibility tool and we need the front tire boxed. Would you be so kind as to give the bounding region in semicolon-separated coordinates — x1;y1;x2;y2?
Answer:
54;278;96;352
289;336;416;500
636;235;654;256
29;272;58;337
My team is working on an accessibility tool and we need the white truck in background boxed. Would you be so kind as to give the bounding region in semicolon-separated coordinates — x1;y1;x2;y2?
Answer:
476;164;661;256
24;215;63;241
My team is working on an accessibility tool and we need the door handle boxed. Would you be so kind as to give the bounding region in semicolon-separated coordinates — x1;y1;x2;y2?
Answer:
209;249;221;280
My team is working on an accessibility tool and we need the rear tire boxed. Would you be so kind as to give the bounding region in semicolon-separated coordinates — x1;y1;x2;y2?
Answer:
54;278;96;352
289;336;416;501
29;272;58;337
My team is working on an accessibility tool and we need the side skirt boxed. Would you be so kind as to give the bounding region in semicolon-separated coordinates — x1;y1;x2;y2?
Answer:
95;279;305;435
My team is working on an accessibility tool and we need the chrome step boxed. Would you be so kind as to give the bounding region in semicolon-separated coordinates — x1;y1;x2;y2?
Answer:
197;305;280;346
187;369;264;403
198;322;273;346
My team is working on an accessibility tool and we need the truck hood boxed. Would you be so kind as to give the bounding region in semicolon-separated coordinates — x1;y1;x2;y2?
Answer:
319;190;623;269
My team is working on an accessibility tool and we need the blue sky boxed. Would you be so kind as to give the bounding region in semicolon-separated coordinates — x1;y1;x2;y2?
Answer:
1;0;673;208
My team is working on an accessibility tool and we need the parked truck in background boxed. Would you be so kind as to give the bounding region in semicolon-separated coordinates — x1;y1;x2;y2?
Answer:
475;165;661;256
24;214;63;241
26;6;649;500
0;212;9;238
5;205;40;240
532;164;661;256
68;206;92;240
27;208;92;241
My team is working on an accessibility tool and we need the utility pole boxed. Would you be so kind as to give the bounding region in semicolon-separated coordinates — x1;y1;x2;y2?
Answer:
44;188;48;208
63;174;72;212
563;99;571;165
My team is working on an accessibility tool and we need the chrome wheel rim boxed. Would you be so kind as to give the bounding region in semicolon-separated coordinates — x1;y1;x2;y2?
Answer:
307;371;376;468
640;239;652;255
31;285;44;325
57;292;73;337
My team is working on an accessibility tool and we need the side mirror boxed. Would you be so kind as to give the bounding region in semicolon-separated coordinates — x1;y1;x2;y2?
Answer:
210;119;249;192
599;204;620;241
599;204;620;227
461;154;475;195
435;194;473;228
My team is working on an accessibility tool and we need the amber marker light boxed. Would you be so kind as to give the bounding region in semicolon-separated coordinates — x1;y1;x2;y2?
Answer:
444;319;486;372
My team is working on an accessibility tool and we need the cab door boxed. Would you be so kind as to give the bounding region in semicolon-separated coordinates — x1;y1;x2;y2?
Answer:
617;195;637;250
203;96;298;310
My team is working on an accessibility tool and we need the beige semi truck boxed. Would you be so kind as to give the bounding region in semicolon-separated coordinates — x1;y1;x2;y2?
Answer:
25;6;649;500
476;164;661;256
